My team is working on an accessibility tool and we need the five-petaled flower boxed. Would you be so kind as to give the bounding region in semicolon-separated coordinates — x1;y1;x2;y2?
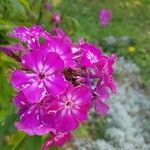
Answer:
11;51;68;102
14;92;56;135
53;84;91;132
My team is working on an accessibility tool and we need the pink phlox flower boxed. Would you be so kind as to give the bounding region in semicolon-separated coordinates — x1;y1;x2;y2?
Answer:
51;84;91;132
78;37;85;45
99;9;112;27
70;37;85;60
53;28;72;45
93;96;110;116
71;45;82;60
41;132;72;150
11;51;68;103
80;43;102;67
44;0;51;11
0;43;25;61
95;54;117;94
14;92;56;135
92;54;117;116
8;25;44;49
42;36;74;68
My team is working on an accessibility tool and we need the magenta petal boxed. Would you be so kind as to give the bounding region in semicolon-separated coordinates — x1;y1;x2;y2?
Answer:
15;95;57;135
29;25;43;37
0;43;25;60
8;26;29;42
22;81;44;103
41;113;56;129
27;25;43;49
54;132;72;146
27;38;40;49
11;70;35;90
57;109;79;132
80;53;91;67
14;92;30;115
72;107;88;121
14;92;29;108
36;112;56;134
44;52;64;73
45;38;74;67
108;77;117;93
80;43;102;66
94;97;109;116
72;85;91;105
15;106;39;135
16;106;50;135
41;132;72;150
45;97;62;111
96;83;110;101
8;25;44;43
32;125;52;136
54;28;72;44
21;51;44;72
0;46;14;57
45;74;68;96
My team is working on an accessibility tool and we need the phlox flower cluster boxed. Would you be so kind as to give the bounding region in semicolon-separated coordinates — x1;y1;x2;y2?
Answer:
0;25;116;150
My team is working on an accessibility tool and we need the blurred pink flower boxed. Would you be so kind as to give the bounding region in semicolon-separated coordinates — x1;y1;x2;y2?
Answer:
52;12;61;24
44;0;51;11
99;9;112;27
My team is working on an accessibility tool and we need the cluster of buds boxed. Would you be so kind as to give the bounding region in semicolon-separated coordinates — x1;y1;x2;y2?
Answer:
0;25;116;150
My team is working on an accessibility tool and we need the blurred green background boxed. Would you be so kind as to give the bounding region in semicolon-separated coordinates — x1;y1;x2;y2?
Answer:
0;0;149;150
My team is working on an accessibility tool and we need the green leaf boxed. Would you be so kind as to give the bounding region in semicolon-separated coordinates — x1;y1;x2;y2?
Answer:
49;147;64;150
73;124;88;137
0;114;18;135
0;20;14;30
8;131;26;150
0;110;8;122
0;67;15;109
65;16;80;28
0;145;12;150
25;136;42;150
19;0;30;11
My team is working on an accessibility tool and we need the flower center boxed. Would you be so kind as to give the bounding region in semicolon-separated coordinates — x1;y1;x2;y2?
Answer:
65;100;73;108
39;73;45;79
